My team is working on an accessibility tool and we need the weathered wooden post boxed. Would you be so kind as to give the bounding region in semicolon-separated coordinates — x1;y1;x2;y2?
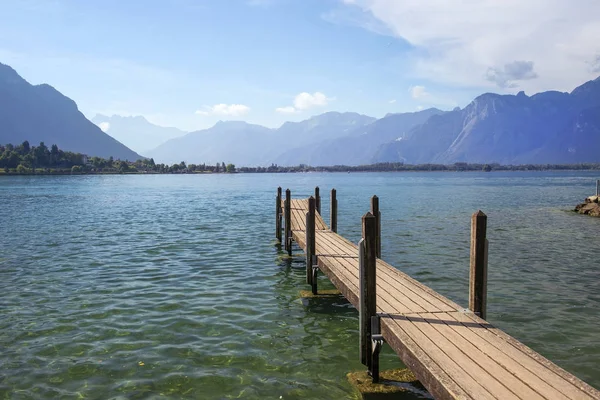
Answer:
285;189;292;256
315;186;321;215
469;210;488;320
276;187;282;243
370;196;381;258
330;188;338;233
306;196;317;293
359;212;377;370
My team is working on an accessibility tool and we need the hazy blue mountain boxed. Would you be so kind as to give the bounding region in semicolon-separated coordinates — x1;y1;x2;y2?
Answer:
147;112;376;166
0;63;141;160
276;112;376;149
146;121;276;166
92;114;186;154
274;108;443;166
374;77;600;164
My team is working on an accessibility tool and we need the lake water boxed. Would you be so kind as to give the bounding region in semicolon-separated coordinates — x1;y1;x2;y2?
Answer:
1;172;599;399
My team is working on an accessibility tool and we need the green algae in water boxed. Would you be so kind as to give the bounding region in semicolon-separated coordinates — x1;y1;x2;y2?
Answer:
347;369;430;399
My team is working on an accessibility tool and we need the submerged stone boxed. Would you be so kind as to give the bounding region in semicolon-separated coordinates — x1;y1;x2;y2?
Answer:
347;369;430;399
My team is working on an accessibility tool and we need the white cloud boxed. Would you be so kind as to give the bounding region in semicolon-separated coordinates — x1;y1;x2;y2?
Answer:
294;92;331;110
98;122;110;132
275;106;298;114
276;91;333;114
195;104;250;117
409;85;428;99
388;99;396;104
338;0;600;92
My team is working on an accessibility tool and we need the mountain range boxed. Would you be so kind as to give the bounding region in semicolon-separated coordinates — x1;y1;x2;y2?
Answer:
373;78;600;165
0;62;141;161
91;114;185;154
2;60;600;166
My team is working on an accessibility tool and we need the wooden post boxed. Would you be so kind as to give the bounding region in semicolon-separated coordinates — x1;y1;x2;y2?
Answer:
276;187;282;243
469;210;488;320
285;189;292;256
315;186;321;215
370;196;381;258
359;212;377;367
597;179;599;196
306;196;316;288
330;188;338;233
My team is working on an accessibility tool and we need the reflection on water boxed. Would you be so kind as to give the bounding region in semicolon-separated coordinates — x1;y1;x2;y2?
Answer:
1;172;599;398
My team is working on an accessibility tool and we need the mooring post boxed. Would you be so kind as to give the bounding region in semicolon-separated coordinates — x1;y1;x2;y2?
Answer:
285;189;292;256
276;187;282;243
330;188;338;233
306;196;317;292
469;210;488;320
370;196;381;258
359;212;377;370
315;186;321;215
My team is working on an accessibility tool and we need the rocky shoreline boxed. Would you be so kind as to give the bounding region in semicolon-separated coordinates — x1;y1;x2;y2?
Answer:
574;195;600;217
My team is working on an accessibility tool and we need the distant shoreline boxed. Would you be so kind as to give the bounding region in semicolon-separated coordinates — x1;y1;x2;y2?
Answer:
2;166;600;176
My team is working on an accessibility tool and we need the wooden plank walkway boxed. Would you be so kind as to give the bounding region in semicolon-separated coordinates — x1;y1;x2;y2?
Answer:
281;196;600;400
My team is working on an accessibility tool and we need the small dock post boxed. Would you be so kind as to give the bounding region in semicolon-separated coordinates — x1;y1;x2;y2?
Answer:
315;186;321;215
331;188;338;233
370;196;381;258
469;210;488;320
359;212;383;382
285;189;292;256
276;187;282;243
306;196;317;293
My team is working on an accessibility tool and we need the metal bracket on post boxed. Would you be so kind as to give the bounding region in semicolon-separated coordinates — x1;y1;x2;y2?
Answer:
311;255;319;295
369;315;385;383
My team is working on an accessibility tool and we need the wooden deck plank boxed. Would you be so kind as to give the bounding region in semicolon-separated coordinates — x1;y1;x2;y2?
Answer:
449;312;600;400
432;311;571;400
317;231;431;314
418;312;548;400
321;231;458;313
281;195;600;400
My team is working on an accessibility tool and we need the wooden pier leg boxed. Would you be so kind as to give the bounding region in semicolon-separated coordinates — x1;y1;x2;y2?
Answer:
306;196;316;290
276;187;282;243
315;186;321;215
359;212;377;368
469;210;488;320
285;189;292;256
370;196;381;258
331;188;337;233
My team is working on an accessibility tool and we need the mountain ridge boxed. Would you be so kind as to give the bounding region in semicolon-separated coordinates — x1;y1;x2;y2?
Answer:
374;76;600;165
0;62;142;160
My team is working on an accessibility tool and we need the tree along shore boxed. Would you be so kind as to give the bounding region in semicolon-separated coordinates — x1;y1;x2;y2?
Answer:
2;141;600;175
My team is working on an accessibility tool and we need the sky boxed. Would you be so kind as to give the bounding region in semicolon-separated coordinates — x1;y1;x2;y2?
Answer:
1;0;600;134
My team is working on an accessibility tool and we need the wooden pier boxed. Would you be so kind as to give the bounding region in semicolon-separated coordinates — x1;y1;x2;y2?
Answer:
275;187;600;400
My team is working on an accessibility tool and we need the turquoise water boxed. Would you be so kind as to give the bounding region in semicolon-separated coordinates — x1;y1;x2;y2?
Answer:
1;172;599;399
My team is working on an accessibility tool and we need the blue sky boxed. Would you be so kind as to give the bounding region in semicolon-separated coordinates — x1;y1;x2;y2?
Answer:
1;0;599;133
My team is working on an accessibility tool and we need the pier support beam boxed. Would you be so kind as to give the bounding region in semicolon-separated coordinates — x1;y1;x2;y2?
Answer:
315;186;321;215
331;188;338;233
359;212;381;382
469;210;488;320
306;196;317;293
370;196;381;258
284;189;292;256
276;187;282;243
